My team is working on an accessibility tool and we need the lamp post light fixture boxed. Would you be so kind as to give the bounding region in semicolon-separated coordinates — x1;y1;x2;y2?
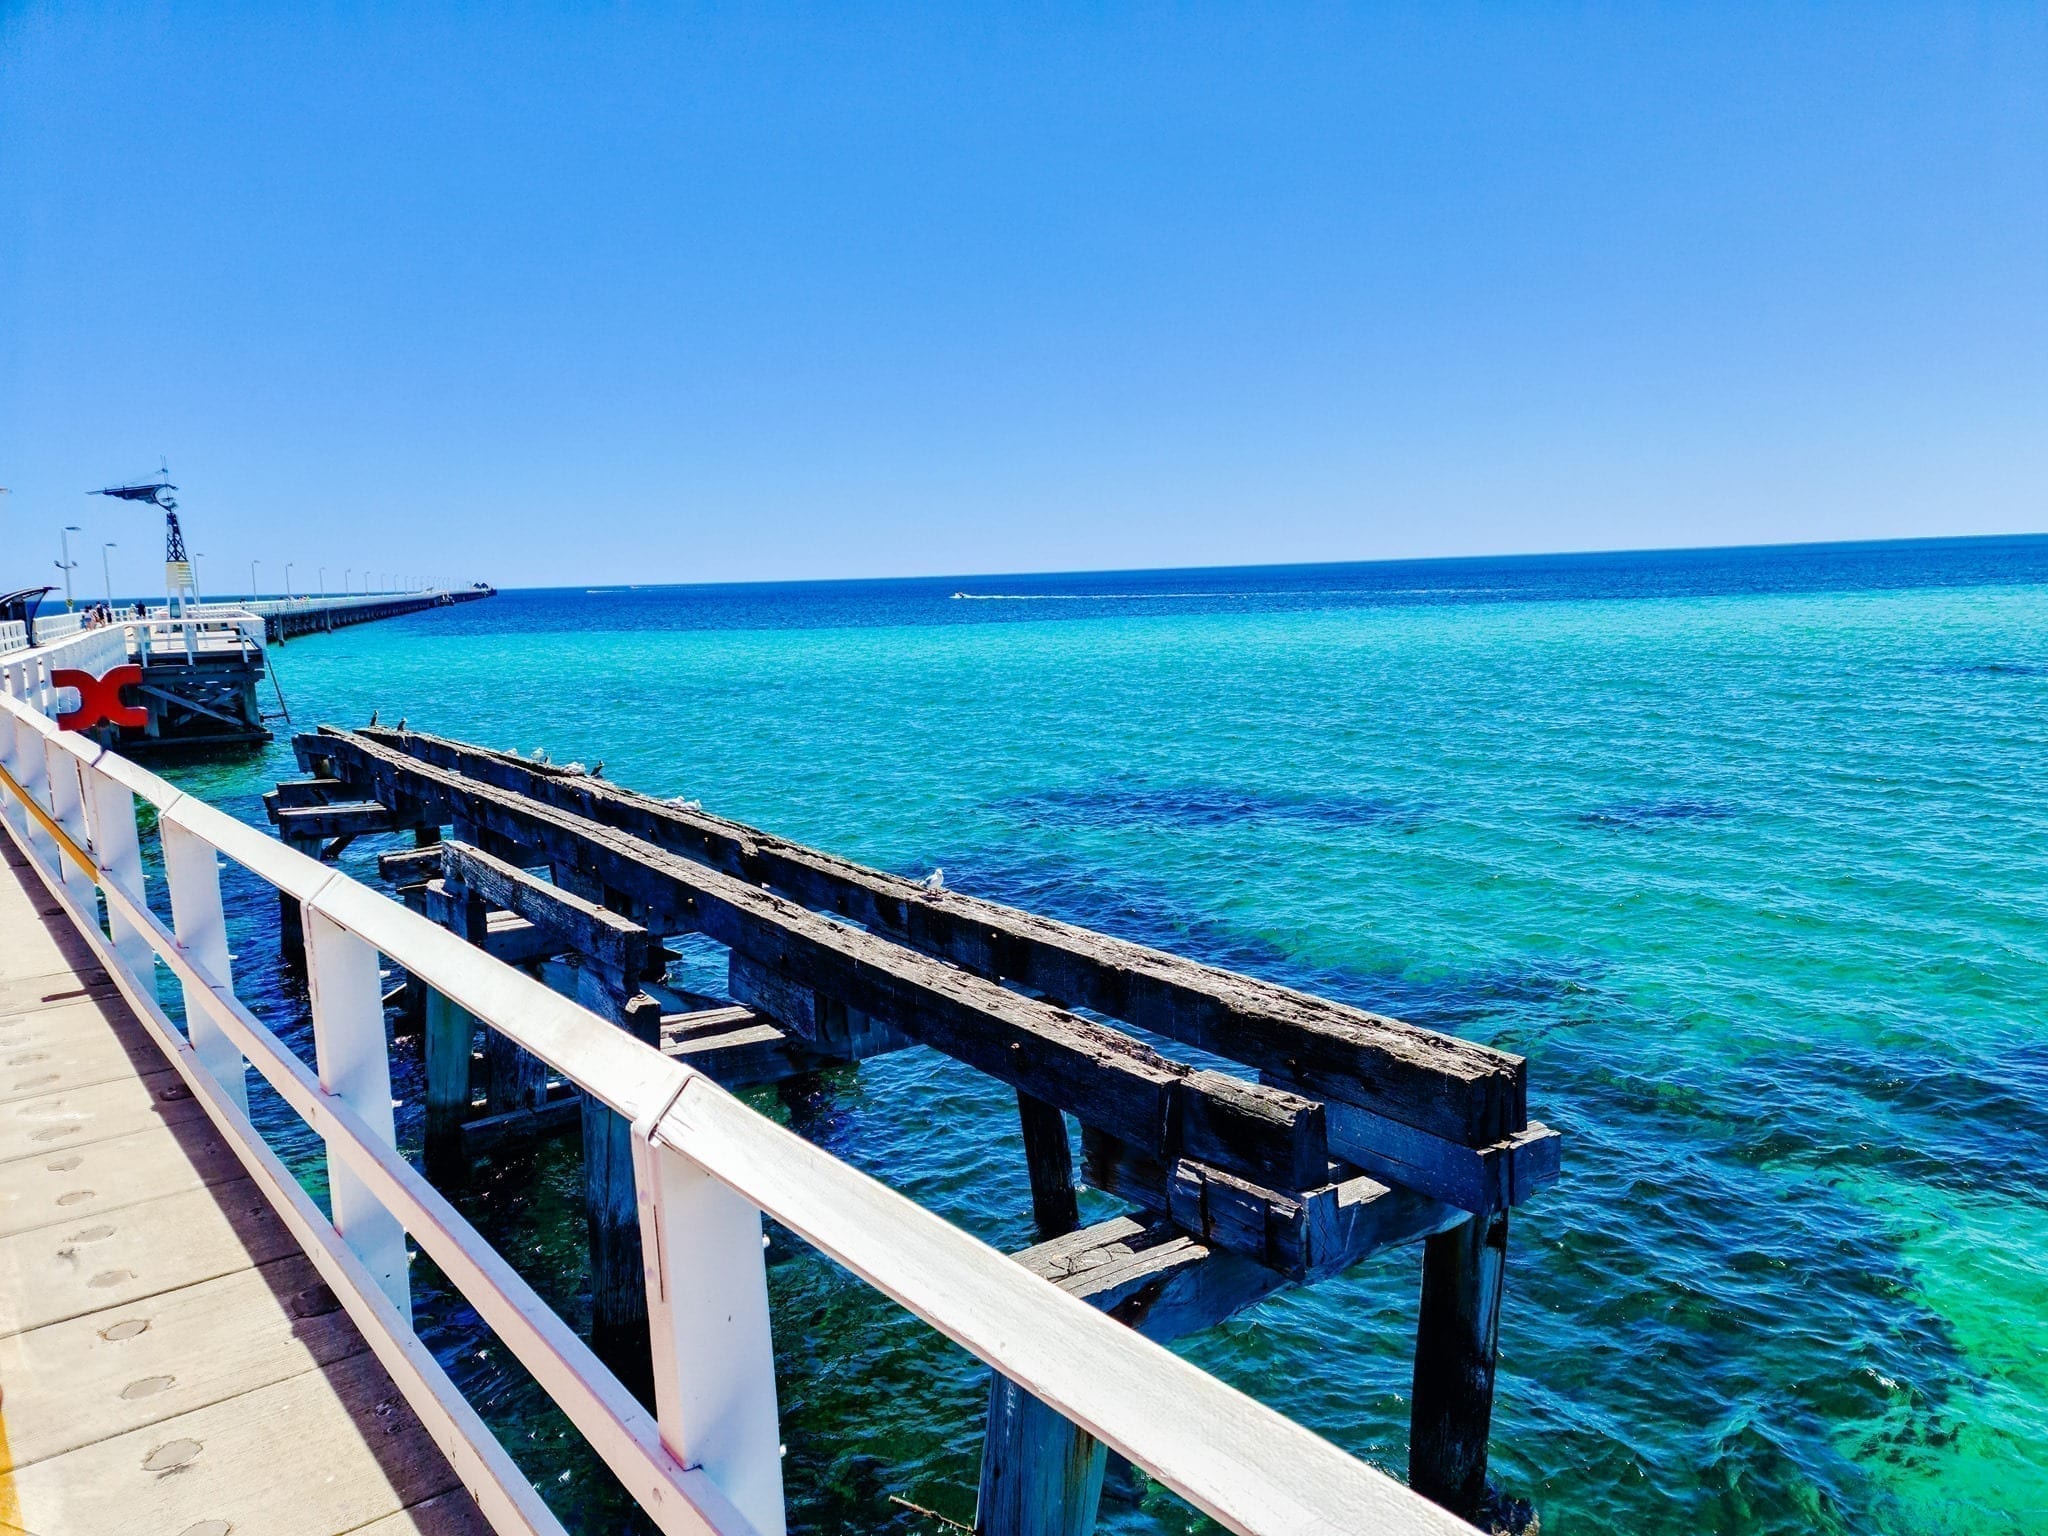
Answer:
56;525;82;610
101;542;117;605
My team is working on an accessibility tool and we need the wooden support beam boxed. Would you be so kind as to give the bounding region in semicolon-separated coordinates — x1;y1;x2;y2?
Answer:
1409;1211;1508;1523
301;729;1330;1193
274;776;348;808
275;800;403;839
345;725;1526;1146
439;839;662;982
1266;1073;1563;1214
1081;1128;1464;1280
460;1085;582;1149
1017;1092;1078;1238
662;1005;828;1089
726;952;911;1063
377;844;446;883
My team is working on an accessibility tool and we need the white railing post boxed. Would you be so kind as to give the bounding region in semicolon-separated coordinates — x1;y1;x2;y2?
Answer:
41;734;96;904
81;759;156;991
9;717;57;873
304;903;411;1319
161;816;252;1116
0;708;28;842
633;1124;787;1536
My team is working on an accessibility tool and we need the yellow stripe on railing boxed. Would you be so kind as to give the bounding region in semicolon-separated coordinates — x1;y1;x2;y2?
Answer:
0;760;97;877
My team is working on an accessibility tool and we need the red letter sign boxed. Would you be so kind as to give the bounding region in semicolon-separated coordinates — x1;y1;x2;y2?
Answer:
53;666;148;731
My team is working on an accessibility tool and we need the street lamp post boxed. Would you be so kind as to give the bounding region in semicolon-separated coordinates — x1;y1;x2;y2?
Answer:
57;525;81;610
101;542;117;605
250;560;260;602
319;566;326;597
285;562;295;601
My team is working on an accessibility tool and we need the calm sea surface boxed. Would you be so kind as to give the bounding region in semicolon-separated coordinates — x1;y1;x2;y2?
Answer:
154;537;2048;1535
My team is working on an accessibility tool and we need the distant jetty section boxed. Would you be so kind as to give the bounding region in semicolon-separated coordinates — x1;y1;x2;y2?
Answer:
0;584;495;753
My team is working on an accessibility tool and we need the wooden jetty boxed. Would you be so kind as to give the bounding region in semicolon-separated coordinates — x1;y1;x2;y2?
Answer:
0;587;496;754
0;673;1550;1536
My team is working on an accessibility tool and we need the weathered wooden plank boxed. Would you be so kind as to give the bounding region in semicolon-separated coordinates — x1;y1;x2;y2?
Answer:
726;951;912;1062
457;1087;583;1149
0;1254;365;1467
305;730;1329;1191
0;1348;474;1536
275;800;403;839
378;844;448;883
345;726;1526;1145
1268;1071;1563;1214
439;839;661;981
0;966;121;1015
0;997;174;1104
1080;1129;1464;1280
0;1176;301;1336
663;1006;827;1088
274;776;349;809
0;1120;248;1238
0;1067;208;1166
1409;1211;1509;1523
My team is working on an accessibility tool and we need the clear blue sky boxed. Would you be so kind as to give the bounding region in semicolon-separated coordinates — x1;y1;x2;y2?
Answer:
2;5;2043;593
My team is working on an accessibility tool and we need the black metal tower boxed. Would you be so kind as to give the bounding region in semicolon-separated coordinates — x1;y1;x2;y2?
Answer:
94;463;196;611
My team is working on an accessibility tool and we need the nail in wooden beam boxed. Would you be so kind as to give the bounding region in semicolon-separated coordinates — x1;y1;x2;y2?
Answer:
1409;1210;1509;1522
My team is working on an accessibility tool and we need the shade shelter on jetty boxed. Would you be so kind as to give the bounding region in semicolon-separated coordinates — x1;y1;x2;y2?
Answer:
274;723;1561;1532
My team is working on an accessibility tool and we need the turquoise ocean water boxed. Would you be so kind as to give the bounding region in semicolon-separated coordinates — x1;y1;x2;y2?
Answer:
151;538;2048;1534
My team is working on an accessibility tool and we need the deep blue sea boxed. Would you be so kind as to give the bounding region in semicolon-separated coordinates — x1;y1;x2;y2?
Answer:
153;535;2048;1535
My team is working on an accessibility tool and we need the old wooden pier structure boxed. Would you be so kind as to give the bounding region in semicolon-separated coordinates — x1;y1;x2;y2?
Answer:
0;680;1557;1536
0;586;495;752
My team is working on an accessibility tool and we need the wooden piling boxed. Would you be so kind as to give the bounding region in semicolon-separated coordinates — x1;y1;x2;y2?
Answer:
1016;1091;1079;1238
1409;1210;1509;1522
569;962;661;1403
977;1375;1108;1536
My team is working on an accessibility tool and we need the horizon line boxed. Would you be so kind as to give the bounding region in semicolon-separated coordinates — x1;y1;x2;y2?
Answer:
487;527;2048;595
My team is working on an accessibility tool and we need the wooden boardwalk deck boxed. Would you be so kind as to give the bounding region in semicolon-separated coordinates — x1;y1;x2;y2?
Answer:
0;837;490;1536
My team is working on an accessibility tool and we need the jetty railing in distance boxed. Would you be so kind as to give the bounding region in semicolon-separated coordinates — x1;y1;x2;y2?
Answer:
0;690;1479;1536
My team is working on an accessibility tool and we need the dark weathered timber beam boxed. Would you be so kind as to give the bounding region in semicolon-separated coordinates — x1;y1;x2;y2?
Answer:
1261;1062;1561;1213
422;881;570;968
275;777;349;808
344;725;1525;1145
1017;1214;1279;1343
377;845;448;883
726;952;913;1063
300;729;1328;1191
661;1005;828;1088
1080;1127;1464;1279
438;840;662;982
274;800;403;839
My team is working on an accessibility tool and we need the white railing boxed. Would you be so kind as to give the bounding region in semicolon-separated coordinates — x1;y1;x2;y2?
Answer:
0;620;25;657
0;618;266;716
0;691;1470;1536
